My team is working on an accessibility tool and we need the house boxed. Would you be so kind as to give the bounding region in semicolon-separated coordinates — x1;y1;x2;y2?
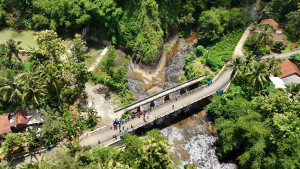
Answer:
270;59;300;88
260;18;279;29
9;110;30;132
279;59;300;84
260;18;287;45
0;114;12;139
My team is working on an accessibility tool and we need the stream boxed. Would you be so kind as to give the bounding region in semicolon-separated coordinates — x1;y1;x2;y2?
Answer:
120;32;236;168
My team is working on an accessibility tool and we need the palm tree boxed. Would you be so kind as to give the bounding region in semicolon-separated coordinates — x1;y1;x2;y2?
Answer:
4;39;23;65
285;83;300;98
0;70;26;104
226;56;245;78
40;65;64;100
22;73;47;107
253;25;273;48
265;57;282;76
246;62;269;88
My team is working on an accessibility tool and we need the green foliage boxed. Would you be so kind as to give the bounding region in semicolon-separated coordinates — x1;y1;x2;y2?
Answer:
90;46;136;106
182;29;244;81
0;133;24;158
207;91;300;169
119;0;163;63
285;11;300;41
290;52;300;61
198;8;250;45
272;40;286;53
22;129;175;168
244;25;273;56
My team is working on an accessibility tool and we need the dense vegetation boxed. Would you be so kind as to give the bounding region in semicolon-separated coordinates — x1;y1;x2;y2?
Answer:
206;55;300;169
0;0;256;63
90;46;135;106
181;7;248;82
19;129;175;169
0;31;98;157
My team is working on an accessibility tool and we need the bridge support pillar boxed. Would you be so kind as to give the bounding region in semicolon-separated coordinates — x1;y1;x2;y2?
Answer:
164;94;170;102
180;88;185;95
150;101;155;108
136;106;141;113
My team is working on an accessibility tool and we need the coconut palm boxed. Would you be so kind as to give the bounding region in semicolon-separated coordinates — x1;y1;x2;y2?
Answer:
226;56;245;78
4;39;23;65
253;25;273;46
285;83;300;98
246;61;269;88
0;70;26;104
265;57;282;76
22;73;47;107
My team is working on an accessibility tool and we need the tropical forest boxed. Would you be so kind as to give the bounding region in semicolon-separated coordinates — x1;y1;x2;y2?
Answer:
0;0;299;168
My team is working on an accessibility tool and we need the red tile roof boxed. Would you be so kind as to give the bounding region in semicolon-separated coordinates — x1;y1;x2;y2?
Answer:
16;110;29;125
0;114;11;135
278;59;300;78
272;32;288;45
260;19;279;29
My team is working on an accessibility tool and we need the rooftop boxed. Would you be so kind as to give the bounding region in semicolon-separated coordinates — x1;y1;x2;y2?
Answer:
278;59;300;78
0;114;11;135
260;19;279;29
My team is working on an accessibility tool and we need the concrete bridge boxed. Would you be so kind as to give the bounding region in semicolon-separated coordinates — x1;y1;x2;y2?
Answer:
80;65;233;147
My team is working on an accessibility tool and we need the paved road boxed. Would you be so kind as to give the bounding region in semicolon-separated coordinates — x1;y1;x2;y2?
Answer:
260;48;300;60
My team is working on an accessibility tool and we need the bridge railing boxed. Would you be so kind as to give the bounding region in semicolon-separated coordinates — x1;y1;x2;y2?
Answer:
114;75;205;113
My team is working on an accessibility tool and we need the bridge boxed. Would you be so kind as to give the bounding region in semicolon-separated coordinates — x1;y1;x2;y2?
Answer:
80;64;233;147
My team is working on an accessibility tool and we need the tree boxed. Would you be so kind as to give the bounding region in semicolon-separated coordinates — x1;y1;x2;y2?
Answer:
272;40;286;53
70;34;91;63
226;56;245;78
285;11;300;41
246;61;269;88
0;133;23;158
3;39;23;65
285;83;300;98
119;0;163;63
265;57;282;76
25;127;40;152
254;25;273;47
198;8;226;45
0;70;26;106
22;73;47;108
34;30;65;65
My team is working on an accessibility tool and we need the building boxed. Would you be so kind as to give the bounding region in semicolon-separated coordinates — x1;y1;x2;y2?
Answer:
0;114;12;139
0;110;44;139
9;110;30;132
260;18;279;29
278;59;300;85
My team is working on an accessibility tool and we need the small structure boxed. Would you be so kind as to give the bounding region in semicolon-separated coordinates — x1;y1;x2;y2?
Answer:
0;114;12;139
260;18;279;29
269;76;286;88
278;59;300;85
9;110;30;132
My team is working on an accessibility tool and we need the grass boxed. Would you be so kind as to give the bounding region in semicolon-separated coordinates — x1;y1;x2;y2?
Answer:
0;27;38;49
283;41;292;52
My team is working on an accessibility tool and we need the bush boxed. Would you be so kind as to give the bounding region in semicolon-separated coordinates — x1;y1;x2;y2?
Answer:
0;133;24;158
272;40;286;53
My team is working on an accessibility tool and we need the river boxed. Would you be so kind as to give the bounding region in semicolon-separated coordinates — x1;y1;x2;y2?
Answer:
120;32;236;168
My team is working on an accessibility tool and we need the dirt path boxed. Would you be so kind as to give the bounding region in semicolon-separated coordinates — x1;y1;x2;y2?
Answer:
88;47;108;71
233;25;252;57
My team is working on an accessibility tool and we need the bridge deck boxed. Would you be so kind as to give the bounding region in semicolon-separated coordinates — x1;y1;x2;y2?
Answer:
115;75;205;116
